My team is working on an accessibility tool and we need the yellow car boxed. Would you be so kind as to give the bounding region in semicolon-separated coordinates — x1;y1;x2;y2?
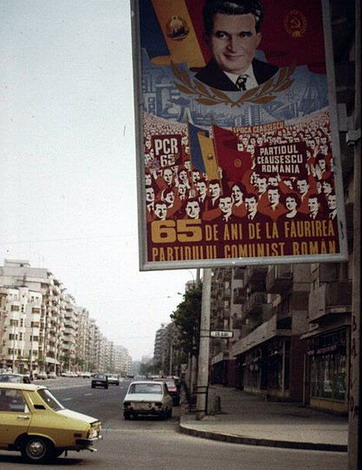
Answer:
0;383;102;463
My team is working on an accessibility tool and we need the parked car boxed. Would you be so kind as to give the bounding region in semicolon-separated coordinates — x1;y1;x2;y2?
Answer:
37;372;48;380
0;382;102;463
79;371;91;378
107;374;120;386
0;373;31;384
61;371;77;378
91;374;108;389
122;380;173;420
162;378;180;406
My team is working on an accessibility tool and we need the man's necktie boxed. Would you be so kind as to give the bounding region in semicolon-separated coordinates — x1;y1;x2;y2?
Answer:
236;75;247;90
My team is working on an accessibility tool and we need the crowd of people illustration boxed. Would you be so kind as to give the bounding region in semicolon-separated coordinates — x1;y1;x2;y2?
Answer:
143;110;338;226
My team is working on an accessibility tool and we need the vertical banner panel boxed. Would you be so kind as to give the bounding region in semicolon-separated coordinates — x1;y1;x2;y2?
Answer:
133;0;348;270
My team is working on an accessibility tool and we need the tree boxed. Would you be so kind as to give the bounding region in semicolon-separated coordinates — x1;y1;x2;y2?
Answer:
170;283;202;357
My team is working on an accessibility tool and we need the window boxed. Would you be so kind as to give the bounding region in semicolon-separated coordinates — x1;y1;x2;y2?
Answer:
10;320;18;327
309;331;347;402
32;308;40;314
0;389;28;412
129;383;162;394
11;305;19;312
38;389;64;411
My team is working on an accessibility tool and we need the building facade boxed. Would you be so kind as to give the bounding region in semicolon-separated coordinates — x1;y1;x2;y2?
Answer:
0;259;131;375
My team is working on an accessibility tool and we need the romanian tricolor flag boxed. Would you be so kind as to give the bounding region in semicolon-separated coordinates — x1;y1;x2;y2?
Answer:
198;133;219;181
188;123;219;180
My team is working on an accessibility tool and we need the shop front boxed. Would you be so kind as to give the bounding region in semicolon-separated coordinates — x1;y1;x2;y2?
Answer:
305;328;349;414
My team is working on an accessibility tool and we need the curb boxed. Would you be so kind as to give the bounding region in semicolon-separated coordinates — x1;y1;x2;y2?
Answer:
178;423;348;453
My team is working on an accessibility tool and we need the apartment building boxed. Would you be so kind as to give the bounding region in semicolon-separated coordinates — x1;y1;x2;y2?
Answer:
0;285;42;374
0;259;62;374
114;345;132;376
60;292;78;372
209;260;352;414
153;323;168;369
0;259;128;375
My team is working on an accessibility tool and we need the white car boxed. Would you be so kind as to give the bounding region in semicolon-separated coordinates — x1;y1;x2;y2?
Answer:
122;381;173;420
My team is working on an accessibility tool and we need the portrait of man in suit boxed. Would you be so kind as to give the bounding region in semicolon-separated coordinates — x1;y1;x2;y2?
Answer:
195;0;279;91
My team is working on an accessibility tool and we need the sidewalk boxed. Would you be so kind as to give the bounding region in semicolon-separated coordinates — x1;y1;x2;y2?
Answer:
179;385;348;452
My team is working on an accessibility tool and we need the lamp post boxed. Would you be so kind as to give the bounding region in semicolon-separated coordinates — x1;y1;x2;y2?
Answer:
196;268;211;420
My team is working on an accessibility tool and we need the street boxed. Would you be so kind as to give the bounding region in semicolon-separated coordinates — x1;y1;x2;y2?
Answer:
0;378;347;470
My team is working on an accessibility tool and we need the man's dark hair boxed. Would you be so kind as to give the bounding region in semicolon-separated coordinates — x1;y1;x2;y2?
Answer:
203;0;264;37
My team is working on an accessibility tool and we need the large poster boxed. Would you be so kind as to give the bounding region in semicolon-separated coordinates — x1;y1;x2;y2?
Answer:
133;0;348;270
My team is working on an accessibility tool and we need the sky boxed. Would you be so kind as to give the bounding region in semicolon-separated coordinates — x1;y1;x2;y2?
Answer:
0;0;196;361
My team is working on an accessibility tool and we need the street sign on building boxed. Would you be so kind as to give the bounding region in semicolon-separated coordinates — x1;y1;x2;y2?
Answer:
132;0;348;270
210;331;234;339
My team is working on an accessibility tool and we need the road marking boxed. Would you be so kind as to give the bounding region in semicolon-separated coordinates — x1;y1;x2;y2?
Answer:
84;393;93;396
62;397;73;401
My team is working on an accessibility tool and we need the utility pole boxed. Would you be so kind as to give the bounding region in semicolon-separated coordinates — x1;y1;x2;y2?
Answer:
348;1;361;468
196;268;211;420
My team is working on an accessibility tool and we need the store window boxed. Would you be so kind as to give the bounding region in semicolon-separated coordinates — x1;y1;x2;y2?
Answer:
309;330;347;402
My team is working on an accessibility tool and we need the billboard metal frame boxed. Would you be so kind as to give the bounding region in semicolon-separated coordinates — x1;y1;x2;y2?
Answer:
131;0;348;271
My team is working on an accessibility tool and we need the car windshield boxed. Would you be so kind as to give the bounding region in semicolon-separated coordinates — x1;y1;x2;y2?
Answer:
38;389;65;411
129;383;162;394
94;374;106;379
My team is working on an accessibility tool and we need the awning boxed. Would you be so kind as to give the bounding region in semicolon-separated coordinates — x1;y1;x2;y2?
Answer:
45;357;60;365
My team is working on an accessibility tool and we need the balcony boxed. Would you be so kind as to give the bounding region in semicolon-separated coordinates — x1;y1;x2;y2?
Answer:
233;267;245;279
242;292;269;317
308;280;352;323
244;266;268;285
233;287;246;304
214;268;232;282
266;265;293;294
222;288;231;299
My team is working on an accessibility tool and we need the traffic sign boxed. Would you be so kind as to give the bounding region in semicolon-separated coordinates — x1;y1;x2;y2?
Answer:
210;331;234;338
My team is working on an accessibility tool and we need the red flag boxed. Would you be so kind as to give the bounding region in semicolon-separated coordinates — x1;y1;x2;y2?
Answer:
213;126;252;182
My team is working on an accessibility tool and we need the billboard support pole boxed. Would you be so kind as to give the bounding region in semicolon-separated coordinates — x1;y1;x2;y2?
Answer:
196;268;211;420
348;1;361;468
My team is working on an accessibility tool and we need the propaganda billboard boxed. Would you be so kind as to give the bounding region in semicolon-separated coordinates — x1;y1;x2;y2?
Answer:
132;0;348;270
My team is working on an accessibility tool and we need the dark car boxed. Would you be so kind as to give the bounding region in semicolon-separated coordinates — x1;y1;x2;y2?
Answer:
91;374;108;389
0;373;31;384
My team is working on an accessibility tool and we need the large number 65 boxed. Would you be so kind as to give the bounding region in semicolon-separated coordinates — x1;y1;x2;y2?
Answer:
151;220;202;243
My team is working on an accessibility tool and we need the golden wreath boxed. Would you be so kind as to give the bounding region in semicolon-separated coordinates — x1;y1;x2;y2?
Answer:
171;62;296;107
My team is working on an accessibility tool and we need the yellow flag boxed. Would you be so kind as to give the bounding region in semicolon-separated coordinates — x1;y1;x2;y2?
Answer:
198;134;219;181
151;0;206;68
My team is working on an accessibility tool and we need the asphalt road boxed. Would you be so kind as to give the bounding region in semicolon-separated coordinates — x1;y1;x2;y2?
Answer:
0;378;348;470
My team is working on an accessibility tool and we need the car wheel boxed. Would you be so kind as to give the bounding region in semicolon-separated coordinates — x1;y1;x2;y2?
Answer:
105;384;108;389
21;436;54;463
124;411;131;420
91;384;95;388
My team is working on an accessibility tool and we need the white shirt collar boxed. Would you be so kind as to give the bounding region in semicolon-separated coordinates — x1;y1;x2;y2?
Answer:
224;64;258;90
